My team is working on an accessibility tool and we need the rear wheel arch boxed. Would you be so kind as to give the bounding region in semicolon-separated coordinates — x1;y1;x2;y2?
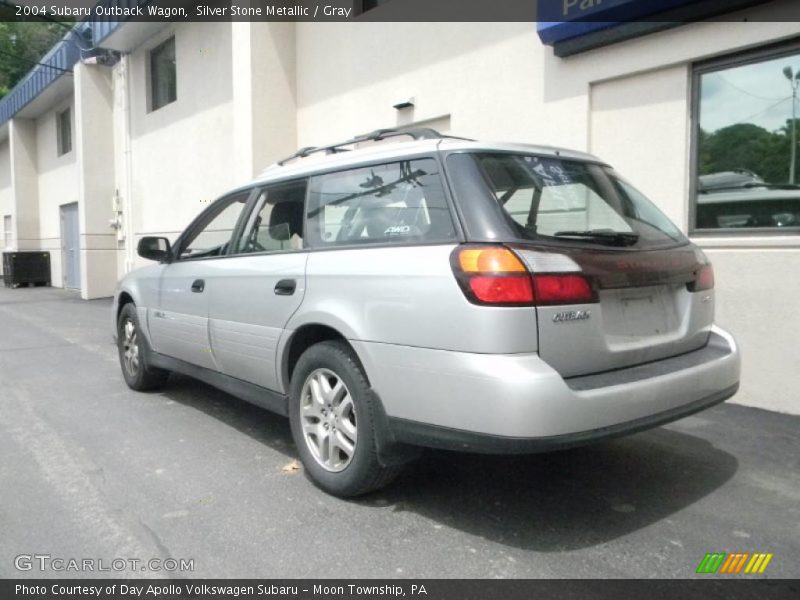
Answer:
287;339;403;496
282;324;420;473
283;324;365;389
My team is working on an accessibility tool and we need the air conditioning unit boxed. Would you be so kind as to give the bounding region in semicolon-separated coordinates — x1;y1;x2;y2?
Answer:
2;252;51;288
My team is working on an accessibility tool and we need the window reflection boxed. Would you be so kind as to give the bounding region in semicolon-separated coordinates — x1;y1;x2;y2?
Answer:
695;49;800;231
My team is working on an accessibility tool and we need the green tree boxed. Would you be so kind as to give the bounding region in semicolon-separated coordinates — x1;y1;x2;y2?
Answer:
697;128;712;176
698;121;800;184
0;22;68;98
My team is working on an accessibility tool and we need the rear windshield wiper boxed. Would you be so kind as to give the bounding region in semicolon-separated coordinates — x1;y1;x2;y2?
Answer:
553;230;640;246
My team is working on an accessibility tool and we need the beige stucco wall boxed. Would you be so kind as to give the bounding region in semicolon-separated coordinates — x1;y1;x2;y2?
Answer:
0;139;11;274
34;97;79;288
126;22;237;269
9;119;39;253
296;23;549;146
232;22;298;182
75;63;118;300
0;139;12;252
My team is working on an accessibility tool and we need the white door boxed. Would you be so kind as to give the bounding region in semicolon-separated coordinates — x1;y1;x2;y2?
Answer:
60;203;80;289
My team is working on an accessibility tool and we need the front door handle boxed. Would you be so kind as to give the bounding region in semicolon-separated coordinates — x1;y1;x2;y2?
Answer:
191;279;205;293
274;279;296;296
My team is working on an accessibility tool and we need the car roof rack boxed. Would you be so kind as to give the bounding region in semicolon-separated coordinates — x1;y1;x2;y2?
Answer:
276;127;471;166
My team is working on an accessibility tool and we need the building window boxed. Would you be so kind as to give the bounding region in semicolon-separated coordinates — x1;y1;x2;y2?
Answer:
693;42;800;233
3;215;11;249
150;37;176;112
57;108;71;156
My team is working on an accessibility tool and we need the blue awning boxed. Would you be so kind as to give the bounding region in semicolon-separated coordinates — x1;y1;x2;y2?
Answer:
537;0;772;52
537;0;707;44
0;28;85;127
0;0;150;128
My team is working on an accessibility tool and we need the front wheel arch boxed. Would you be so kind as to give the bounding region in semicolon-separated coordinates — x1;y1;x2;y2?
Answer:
116;291;135;325
116;302;169;391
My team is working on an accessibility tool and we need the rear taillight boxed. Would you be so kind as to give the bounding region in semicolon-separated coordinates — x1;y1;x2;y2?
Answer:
534;274;596;305
467;275;534;304
451;245;597;307
454;246;533;305
689;264;714;292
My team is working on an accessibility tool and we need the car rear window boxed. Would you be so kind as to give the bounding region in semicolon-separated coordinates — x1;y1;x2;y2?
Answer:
306;158;456;247
475;153;686;248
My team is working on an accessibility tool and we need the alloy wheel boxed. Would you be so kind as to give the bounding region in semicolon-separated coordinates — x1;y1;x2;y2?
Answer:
300;368;357;472
122;318;140;377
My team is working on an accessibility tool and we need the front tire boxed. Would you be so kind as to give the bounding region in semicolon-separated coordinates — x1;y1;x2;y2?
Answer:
117;303;169;391
289;341;401;497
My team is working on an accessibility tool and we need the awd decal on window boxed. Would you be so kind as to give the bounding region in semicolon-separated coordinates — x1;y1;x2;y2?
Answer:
384;225;412;235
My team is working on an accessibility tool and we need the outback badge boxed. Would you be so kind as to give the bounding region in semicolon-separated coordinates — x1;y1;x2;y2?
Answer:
553;310;591;323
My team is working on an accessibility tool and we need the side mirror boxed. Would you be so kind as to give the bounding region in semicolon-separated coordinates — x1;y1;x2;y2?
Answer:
137;236;172;263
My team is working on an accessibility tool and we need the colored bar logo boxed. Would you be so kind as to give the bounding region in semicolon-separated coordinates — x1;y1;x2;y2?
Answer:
696;552;773;574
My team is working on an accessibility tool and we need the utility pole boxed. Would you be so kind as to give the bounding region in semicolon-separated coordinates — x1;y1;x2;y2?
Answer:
783;66;800;184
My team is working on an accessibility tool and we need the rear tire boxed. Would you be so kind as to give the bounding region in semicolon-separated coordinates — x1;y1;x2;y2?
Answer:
289;340;401;497
117;303;169;391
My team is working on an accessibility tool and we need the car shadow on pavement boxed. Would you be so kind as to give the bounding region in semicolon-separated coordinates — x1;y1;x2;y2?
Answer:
368;428;739;552
159;374;300;458
159;375;738;553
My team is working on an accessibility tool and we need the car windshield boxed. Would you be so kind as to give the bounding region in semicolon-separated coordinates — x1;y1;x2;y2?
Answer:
476;153;686;248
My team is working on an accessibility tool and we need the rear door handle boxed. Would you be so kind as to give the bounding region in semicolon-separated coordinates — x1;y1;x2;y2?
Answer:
274;279;296;296
191;279;205;293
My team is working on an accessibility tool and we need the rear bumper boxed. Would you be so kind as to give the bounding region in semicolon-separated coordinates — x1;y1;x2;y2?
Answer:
387;383;738;453
352;325;740;450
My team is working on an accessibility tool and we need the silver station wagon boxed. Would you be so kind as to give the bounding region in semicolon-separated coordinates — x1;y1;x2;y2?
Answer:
113;128;741;497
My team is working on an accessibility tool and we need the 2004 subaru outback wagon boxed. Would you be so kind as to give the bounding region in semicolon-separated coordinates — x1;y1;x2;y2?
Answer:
113;128;741;497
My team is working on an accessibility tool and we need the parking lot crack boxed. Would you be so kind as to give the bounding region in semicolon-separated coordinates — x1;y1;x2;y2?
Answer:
137;517;174;561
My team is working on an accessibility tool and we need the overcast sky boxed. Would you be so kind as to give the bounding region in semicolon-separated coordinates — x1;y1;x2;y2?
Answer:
700;51;800;133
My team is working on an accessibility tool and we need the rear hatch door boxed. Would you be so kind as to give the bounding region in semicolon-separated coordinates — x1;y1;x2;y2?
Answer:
521;244;713;378
468;151;714;378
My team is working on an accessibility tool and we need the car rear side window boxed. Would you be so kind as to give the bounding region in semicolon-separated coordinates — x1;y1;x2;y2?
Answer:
306;158;456;247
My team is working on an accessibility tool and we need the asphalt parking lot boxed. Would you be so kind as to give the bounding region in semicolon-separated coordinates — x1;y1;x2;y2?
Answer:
0;285;798;579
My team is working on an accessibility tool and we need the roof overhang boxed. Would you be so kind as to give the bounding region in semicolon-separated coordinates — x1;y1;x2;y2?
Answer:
92;21;169;52
15;76;74;120
0;1;154;128
0;29;82;128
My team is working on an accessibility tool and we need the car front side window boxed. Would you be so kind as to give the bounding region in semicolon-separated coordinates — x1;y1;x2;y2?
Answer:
234;179;307;255
178;192;251;260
